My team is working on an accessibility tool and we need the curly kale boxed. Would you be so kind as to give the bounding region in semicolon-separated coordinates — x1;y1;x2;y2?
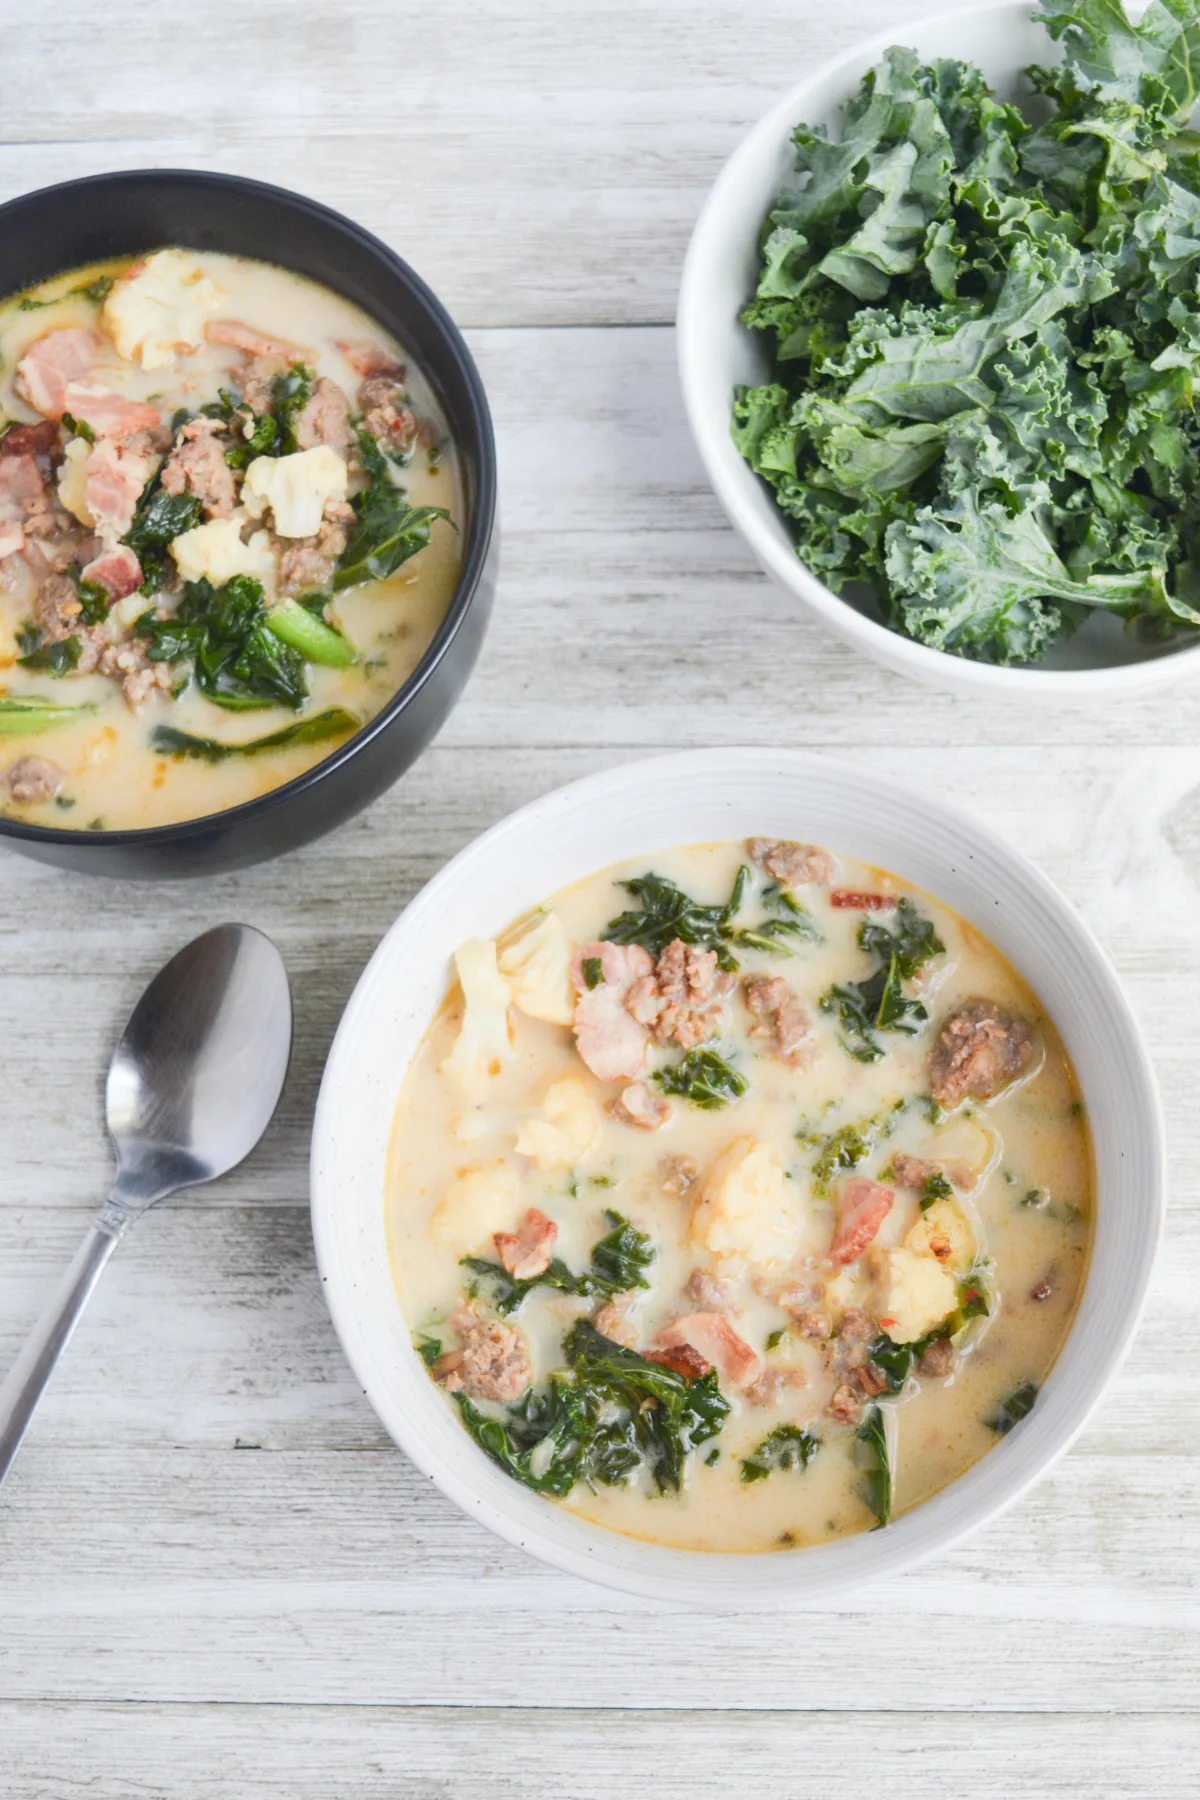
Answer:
733;4;1200;664
461;1209;655;1316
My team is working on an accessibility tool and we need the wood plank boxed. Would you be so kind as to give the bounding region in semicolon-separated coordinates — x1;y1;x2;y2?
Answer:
0;0;1002;330
4;1702;1198;1799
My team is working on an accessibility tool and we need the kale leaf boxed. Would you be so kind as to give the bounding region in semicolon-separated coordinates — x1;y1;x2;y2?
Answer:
857;897;944;978
728;885;823;955
604;865;750;970
984;1380;1039;1434
739;1424;821;1483
822;897;942;1061
333;428;450;590
136;575;307;711
149;708;358;762
123;478;203;594
653;1048;748;1109
857;1404;893;1527
461;1209;655;1316
16;631;81;676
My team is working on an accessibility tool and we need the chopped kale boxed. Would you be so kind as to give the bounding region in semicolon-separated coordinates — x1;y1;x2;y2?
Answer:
455;1319;730;1498
270;364;314;454
0;694;92;735
67;564;110;626
858;899;944;979
461;1209;654;1316
865;1270;992;1389
150;708;358;763
136;575;307;711
415;1336;442;1367
984;1381;1038;1435
807;1114;890;1196
17;631;81;676
654;1047;747;1109
582;955;604;989
224;410;279;468
333;427;450;590
822;956;928;1061
17;273;114;311
60;410;96;446
729;886;823;955
122;475;203;594
765;1326;788;1351
603;865;750;971
921;1170;954;1208
740;1423;821;1483
857;1405;892;1528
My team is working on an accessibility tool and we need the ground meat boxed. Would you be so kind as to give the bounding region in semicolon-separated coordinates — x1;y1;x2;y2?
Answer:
929;998;1035;1109
917;1337;956;1378
358;375;418;456
826;1383;863;1425
742;973;817;1067
838;1308;877;1346
0;420;63;474
293;376;351;455
160;417;236;518
35;570;84;643
684;1266;731;1308
493;1207;557;1281
593;1300;639;1349
644;1343;713;1380
891;1152;936;1190
850;1361;891;1398
790;1307;832;1340
98;638;174;711
234;359;288;416
625;937;735;1050
430;1349;466;1393
828;1179;894;1267
453;1312;532;1403
276;502;354;597
0;451;55;553
6;756;65;804
661;1154;698;1197
743;1366;808;1406
609;1081;672;1130
747;838;836;886
1031;1279;1053;1303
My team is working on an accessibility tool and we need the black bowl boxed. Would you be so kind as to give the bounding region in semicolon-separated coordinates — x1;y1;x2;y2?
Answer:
0;170;498;877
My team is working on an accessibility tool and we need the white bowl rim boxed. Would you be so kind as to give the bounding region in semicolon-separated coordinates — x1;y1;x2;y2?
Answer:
311;747;1165;1605
676;0;1200;699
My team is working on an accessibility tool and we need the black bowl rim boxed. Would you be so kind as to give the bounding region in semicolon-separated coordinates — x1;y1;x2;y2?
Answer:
0;167;497;851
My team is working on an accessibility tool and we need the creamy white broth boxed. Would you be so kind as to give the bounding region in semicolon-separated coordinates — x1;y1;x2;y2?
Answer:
387;840;1091;1554
0;250;461;830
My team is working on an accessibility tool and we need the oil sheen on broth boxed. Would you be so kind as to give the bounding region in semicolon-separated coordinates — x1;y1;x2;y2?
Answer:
387;840;1092;1554
0;249;461;829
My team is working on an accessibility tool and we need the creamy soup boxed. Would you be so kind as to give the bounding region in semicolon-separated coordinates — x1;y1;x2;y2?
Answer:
0;248;461;829
387;840;1092;1553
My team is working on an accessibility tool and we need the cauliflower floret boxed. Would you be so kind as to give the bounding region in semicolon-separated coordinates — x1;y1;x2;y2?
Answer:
927;1117;996;1190
690;1136;805;1269
429;1159;521;1252
498;911;575;1026
514;1076;599;1171
168;512;276;587
439;940;514;1100
102;250;225;369
906;1197;975;1274
242;446;348;538
57;436;95;526
877;1247;959;1345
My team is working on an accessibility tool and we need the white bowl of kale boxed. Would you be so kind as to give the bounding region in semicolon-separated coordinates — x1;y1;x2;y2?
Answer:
678;0;1200;694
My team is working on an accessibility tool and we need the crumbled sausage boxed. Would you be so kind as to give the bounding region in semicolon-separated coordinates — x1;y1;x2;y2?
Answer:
609;1081;672;1130
35;570;84;643
890;1152;936;1190
493;1207;557;1281
624;937;734;1050
660;1154;698;1197
6;756;65;804
594;1300;639;1349
684;1266;731;1308
743;1366;808;1406
276;502;354;597
1031;1280;1052;1303
160;416;237;518
742;973;817;1067
292;376;351;456
917;1337;955;1378
455;1313;532;1403
358;375;418;456
746;838;835;886
826;1383;863;1425
98;638;174;712
929;998;1035;1109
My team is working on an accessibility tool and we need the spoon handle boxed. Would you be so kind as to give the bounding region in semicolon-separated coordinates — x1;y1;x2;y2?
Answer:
0;1200;130;1490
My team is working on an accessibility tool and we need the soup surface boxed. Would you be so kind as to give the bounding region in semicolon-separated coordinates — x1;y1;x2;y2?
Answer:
0;248;461;829
387;839;1092;1553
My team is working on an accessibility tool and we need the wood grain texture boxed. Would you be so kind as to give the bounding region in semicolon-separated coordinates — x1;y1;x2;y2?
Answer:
1;0;1197;1782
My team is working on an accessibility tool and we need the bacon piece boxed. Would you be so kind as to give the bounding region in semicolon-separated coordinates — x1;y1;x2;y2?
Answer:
337;338;406;380
654;1312;762;1390
594;1300;639;1349
493;1207;558;1281
0;524;23;559
62;382;161;441
830;890;897;910
207;318;307;361
644;1343;713;1381
80;543;142;600
0;420;63;468
570;940;654;1082
829;1178;894;1266
15;328;103;418
83;440;152;541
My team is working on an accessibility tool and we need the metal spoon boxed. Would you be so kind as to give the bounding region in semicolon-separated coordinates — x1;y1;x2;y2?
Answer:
0;923;292;1489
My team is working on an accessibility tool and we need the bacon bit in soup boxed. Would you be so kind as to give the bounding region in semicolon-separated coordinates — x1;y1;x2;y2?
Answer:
493;1207;558;1281
15;328;103;419
81;544;142;600
337;339;407;380
570;940;654;1082
654;1312;763;1390
206;318;307;361
643;1342;713;1381
829;1178;894;1266
830;890;897;910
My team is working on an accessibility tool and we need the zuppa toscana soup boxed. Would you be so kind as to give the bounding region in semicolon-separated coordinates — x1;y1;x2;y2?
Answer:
0;249;461;829
387;839;1092;1553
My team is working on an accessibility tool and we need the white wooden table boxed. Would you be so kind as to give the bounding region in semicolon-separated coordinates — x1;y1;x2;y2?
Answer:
2;2;1197;1792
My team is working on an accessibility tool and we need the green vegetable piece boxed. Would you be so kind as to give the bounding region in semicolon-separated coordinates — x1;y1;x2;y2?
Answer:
858;898;944;979
224;410;278;469
415;1336;442;1367
921;1170;954;1208
603;865;750;971
137;575;308;711
0;696;90;736
265;602;357;668
984;1381;1038;1435
582;955;604;989
765;1327;788;1351
18;634;82;676
739;1424;821;1484
333;430;451;589
461;1209;654;1316
857;1404;893;1528
822;956;928;1062
149;708;359;763
654;1048;747;1109
17;273;114;312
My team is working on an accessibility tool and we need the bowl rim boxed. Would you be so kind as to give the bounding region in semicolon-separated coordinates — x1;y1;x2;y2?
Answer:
676;0;1200;697
0;167;497;848
310;746;1166;1604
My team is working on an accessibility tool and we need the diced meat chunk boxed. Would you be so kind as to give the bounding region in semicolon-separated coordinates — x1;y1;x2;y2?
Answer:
5;756;65;804
493;1207;558;1281
206;319;306;361
35;570;84;643
0;451;55;556
593;1300;639;1350
829;1177;894;1267
661;1154;698;1197
61;382;162;441
338;339;406;380
917;1337;955;1378
742;973;817;1067
292;376;351;455
830;890;897;910
570;940;654;1082
160;417;236;518
643;1343;714;1380
453;1312;532;1404
684;1266;731;1308
0;420;63;470
747;838;835;887
358;375;418;456
609;1081;672;1130
83;440;152;540
744;1366;808;1405
276;502;353;597
929;999;1036;1110
890;1152;937;1190
15;329;102;418
97;638;174;711
626;937;734;1050
654;1312;763;1390
80;544;142;601
827;1383;863;1425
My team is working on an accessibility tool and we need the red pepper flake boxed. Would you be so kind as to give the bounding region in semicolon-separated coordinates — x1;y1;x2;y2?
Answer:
830;890;898;910
963;1289;981;1304
879;1316;898;1331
